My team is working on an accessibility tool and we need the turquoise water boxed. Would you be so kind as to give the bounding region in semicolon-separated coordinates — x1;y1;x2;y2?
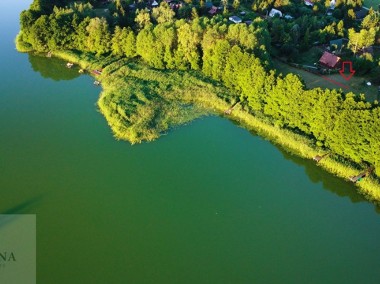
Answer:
1;1;380;283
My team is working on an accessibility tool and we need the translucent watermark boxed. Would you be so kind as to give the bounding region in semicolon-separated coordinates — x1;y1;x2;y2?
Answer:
0;215;36;284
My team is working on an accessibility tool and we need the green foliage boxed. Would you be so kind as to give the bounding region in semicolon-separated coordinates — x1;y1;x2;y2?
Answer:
94;58;233;144
86;17;111;56
136;26;161;68
232;0;240;10
348;27;376;54
352;54;376;74
30;0;51;14
178;6;192;19
16;0;380;199
135;9;151;30
72;2;94;16
151;2;175;24
28;15;50;51
362;8;380;30
72;16;91;51
176;22;202;70
111;26;136;58
15;33;33;52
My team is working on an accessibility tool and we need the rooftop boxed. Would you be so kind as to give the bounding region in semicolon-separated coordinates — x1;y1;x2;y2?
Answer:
229;16;242;23
319;51;341;68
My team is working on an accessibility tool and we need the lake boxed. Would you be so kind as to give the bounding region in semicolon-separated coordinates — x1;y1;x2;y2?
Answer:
1;1;380;283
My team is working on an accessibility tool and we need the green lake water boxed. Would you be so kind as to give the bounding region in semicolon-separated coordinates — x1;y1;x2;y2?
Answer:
1;1;380;283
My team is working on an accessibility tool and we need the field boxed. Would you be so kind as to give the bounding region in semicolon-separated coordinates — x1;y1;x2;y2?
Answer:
93;8;111;18
364;0;378;8
273;59;379;102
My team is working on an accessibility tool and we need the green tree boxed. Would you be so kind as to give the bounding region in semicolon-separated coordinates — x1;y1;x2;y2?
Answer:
136;26;163;68
72;16;91;51
178;6;192;19
348;28;376;54
227;24;258;52
111;26;127;56
233;0;240;10
135;9;151;30
362;8;380;29
151;2;175;24
154;23;176;68
290;24;301;44
336;20;345;37
30;0;51;14
301;28;311;51
176;22;201;70
211;39;231;80
28;15;51;51
274;0;289;7
222;0;228;15
115;0;126;17
347;9;356;20
124;29;137;58
86;17;111;56
191;7;199;19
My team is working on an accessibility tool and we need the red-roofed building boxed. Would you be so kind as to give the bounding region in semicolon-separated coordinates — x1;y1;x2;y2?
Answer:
318;51;341;69
209;6;218;15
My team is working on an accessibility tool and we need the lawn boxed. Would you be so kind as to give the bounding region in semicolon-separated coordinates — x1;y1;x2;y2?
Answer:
273;59;379;102
93;8;111;18
364;0;378;9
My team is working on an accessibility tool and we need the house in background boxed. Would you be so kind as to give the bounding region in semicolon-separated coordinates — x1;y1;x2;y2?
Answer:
269;8;282;18
209;6;218;16
358;46;374;57
304;0;314;7
318;51;342;69
229;16;242;23
329;38;348;54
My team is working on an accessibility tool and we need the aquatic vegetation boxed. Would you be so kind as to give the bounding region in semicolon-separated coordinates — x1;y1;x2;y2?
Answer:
31;49;379;204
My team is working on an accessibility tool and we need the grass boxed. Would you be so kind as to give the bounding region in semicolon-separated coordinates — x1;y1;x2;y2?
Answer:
93;8;111;18
273;59;379;102
15;38;380;203
52;50;236;143
364;0;378;8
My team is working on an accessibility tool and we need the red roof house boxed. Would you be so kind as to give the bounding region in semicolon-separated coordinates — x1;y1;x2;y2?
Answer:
208;6;218;15
318;51;341;69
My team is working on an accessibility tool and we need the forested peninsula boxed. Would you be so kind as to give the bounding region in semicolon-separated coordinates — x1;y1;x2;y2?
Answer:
17;0;380;202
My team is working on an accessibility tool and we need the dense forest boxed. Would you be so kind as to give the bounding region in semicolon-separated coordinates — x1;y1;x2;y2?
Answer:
18;0;380;177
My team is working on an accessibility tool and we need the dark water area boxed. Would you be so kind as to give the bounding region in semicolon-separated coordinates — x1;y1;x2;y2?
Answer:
1;1;380;283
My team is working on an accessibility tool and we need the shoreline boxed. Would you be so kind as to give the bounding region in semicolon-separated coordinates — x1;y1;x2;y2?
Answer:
15;39;380;204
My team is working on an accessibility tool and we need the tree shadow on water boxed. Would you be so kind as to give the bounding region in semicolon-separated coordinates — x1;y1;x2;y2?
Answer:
278;147;371;205
220;116;379;212
28;54;80;81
